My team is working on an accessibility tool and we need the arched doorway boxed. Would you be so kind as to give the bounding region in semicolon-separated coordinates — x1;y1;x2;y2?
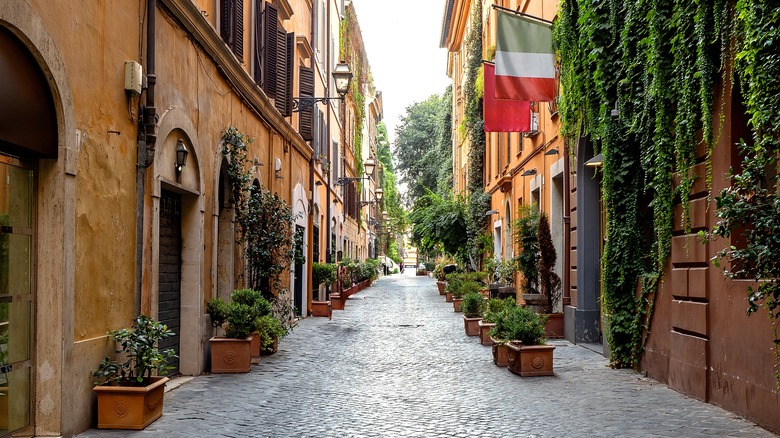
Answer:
0;23;57;436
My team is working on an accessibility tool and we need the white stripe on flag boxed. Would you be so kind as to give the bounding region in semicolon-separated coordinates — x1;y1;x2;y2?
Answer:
495;51;556;79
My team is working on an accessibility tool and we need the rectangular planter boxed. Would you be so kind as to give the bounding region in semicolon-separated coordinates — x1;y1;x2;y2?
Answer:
436;281;447;295
506;343;556;377
250;332;261;357
94;376;168;430
545;313;564;339
330;293;345;310
452;298;463;312
479;321;496;346
445;292;453;303
210;336;252;373
311;300;331;318
463;315;481;336
491;338;509;367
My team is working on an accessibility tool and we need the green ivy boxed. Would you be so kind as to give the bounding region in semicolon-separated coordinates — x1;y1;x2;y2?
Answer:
555;0;729;367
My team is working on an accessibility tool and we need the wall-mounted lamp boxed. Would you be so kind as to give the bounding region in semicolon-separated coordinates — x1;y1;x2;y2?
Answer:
175;139;189;173
544;148;559;156
485;209;499;216
584;153;604;167
610;101;620;117
521;168;537;177
275;157;282;178
292;61;353;112
376;188;383;201
315;181;323;186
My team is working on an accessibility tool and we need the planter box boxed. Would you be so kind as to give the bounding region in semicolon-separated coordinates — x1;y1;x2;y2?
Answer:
311;300;332;319
436;281;447;295
463;315;481;336
94;376;168;430
331;293;345;310
479;321;496;346
452;298;463;312
491;338;509;367
250;332;261;357
506;342;555;377
210;336;252;373
544;313;564;339
445;292;453;303
261;337;279;355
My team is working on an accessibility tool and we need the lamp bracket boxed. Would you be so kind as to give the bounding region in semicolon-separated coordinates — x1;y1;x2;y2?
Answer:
293;96;344;112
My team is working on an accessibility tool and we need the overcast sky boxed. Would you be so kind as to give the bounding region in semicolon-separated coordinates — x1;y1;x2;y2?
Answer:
351;0;452;144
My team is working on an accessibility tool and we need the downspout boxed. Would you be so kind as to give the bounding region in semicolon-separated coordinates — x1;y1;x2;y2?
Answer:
325;0;332;265
562;140;571;307
136;0;157;316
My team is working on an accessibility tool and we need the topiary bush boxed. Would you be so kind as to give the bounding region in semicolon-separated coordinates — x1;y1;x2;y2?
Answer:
490;305;547;345
461;292;485;318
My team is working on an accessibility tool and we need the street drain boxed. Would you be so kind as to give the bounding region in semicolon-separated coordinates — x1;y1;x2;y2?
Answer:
397;324;423;328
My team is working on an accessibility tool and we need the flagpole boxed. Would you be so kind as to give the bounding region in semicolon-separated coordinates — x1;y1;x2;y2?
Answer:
491;4;553;26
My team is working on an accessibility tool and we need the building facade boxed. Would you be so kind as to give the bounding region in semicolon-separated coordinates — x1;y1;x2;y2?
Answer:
0;0;380;435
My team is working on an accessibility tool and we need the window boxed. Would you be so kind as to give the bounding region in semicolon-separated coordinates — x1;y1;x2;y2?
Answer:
259;2;293;116
313;224;320;263
220;0;244;59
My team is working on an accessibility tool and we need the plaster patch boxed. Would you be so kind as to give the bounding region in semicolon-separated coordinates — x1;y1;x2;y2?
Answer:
38;360;55;382
38;392;54;415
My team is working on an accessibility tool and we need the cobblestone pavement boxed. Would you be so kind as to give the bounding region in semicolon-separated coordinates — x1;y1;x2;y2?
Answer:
78;273;777;438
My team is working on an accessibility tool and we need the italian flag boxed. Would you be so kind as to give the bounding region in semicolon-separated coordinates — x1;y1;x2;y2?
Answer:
495;10;556;102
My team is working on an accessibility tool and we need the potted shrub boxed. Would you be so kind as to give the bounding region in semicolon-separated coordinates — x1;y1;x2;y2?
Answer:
536;213;563;338
461;292;484;336
207;289;265;373
256;314;286;355
92;315;176;430
453;280;481;312
433;262;448;294
311;262;336;318
479;297;515;346
499;306;555;377
444;273;460;302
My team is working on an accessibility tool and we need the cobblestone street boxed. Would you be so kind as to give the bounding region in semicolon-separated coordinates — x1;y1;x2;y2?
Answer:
78;273;777;437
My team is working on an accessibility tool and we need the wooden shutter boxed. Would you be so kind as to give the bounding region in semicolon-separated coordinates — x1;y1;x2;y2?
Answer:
220;0;233;43
284;32;295;117
253;0;262;83
299;66;315;141
273;26;288;114
263;3;279;98
233;0;243;58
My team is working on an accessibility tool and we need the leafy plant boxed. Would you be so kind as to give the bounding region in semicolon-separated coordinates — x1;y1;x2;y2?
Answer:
513;204;540;295
207;288;269;339
483;297;517;324
490;305;547;346
461;292;485;318
312;262;337;288
494;258;519;286
256;315;287;352
93;315;177;386
537;213;561;313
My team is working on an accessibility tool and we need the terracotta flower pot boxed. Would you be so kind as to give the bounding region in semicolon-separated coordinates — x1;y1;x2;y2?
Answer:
452;298;463;312
544;313;564;339
330;293;344;310
463;315;481;336
436;281;447;294
445;292;453;302
506;342;555;377
210;336;252;373
250;332;261;357
261;337;279;355
479;320;496;346
94;376;168;430
311;300;332;319
491;338;509;367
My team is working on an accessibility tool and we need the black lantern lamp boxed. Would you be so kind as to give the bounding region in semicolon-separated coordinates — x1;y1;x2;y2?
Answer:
293;61;353;112
175;139;189;173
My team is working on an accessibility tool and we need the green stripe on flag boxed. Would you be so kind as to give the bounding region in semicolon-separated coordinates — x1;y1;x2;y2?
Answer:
496;10;552;55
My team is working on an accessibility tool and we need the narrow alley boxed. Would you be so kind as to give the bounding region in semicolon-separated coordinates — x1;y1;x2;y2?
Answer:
78;274;774;437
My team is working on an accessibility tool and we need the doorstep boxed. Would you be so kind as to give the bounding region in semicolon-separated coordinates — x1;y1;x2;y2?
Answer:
164;375;195;393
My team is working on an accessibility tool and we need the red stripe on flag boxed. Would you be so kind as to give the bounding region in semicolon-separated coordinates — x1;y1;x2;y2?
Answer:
484;63;530;133
495;75;556;102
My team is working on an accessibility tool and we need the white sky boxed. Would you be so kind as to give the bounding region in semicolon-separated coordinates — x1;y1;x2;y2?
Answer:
351;0;452;144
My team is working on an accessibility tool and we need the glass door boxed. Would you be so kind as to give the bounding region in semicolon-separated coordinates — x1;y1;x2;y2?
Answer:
0;154;34;435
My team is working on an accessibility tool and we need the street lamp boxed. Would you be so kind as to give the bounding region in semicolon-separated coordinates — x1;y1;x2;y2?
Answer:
336;157;377;186
175;138;188;173
376;188;383;201
292;61;353;112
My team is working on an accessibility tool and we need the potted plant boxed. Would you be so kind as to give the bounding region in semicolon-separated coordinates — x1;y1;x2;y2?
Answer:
479;297;516;346
514;204;541;305
461;291;484;336
207;289;265;373
92;315;176;430
433;262;448;294
453;280;481;312
256;314;286;355
536;213;563;338
497;305;555;377
311;262;336;318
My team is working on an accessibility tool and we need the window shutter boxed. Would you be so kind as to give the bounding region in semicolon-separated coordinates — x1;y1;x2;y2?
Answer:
263;2;279;99
312;108;320;155
299;66;315;141
284;32;295;117
253;0;262;83
220;0;233;43
233;0;243;58
274;26;288;115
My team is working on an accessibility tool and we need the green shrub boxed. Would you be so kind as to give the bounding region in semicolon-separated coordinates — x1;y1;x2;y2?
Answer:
256;315;286;351
490;305;546;345
312;262;337;287
207;288;269;339
454;280;481;299
483;297;517;323
461;292;484;318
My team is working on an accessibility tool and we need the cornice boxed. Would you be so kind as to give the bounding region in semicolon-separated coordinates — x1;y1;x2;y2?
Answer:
159;0;312;159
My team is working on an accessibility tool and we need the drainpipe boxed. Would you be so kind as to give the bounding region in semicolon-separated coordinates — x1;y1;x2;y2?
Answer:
562;140;571;307
135;0;157;316
325;0;332;265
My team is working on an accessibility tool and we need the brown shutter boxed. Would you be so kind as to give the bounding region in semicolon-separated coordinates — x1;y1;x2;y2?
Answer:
253;0;263;83
299;66;315;141
274;26;288;114
233;0;243;58
220;0;232;43
263;3;279;98
284;32;295;117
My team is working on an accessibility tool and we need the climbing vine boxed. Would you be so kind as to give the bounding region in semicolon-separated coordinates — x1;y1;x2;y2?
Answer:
340;6;369;180
462;0;491;269
554;0;729;367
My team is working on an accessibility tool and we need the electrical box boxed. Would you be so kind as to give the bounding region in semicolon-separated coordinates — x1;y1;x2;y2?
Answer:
124;61;143;95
